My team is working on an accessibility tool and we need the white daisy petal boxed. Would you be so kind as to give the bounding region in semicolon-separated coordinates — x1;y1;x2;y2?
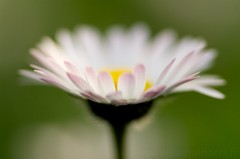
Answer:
64;61;86;79
21;24;225;105
81;91;108;103
56;29;76;56
31;49;50;66
192;50;217;72
32;65;69;87
106;26;126;57
142;86;166;99
106;91;127;105
193;86;225;99
151;29;176;57
133;64;146;97
64;61;78;74
128;24;149;55
19;70;42;82
98;71;116;95
164;75;200;94
31;65;57;77
38;72;80;97
106;91;122;101
84;67;101;93
56;29;92;69
172;75;225;93
168;52;194;84
75;26;103;68
67;72;92;92
118;73;136;99
31;49;66;77
155;58;175;85
39;77;70;92
37;37;65;65
190;75;226;86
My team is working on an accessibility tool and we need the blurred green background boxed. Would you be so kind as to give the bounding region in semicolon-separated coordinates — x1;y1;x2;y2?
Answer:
0;0;239;159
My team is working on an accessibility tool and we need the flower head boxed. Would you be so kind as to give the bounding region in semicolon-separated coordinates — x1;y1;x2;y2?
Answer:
20;24;225;105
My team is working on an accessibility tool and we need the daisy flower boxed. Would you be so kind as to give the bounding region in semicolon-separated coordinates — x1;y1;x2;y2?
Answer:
20;23;226;159
20;24;225;106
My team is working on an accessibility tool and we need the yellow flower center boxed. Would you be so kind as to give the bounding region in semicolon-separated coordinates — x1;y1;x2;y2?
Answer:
101;69;152;91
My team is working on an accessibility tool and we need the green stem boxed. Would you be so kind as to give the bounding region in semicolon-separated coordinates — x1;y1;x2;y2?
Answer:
87;100;154;159
111;122;127;159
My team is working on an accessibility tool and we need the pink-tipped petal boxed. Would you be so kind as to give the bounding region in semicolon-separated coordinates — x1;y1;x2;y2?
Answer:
106;91;128;105
30;64;47;71
106;91;122;100
32;65;66;84
19;70;41;82
31;49;48;63
31;49;67;77
64;61;86;79
80;92;98;102
81;91;108;103
32;65;63;81
98;71;116;95
118;73;136;99
133;64;146;96
142;86;166;99
67;72;91;91
87;92;107;102
164;76;200;94
64;61;76;72
175;52;194;71
167;52;194;84
155;58;175;85
40;77;68;91
187;72;200;78
31;50;57;71
84;67;101;92
47;58;66;76
191;75;226;86
171;74;225;93
64;61;79;73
